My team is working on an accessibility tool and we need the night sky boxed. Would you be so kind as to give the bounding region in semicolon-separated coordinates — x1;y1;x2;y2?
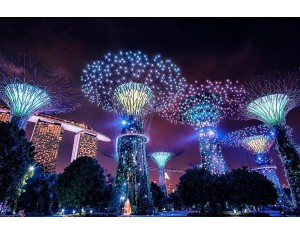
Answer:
1;18;300;188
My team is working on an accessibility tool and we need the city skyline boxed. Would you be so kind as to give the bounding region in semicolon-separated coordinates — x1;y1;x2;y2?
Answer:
1;18;300;188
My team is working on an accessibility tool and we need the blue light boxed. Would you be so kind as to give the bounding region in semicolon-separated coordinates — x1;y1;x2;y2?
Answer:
121;120;127;125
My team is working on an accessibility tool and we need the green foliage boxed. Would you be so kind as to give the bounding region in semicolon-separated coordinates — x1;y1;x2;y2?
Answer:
17;166;57;215
178;167;217;212
227;167;278;212
178;166;278;213
275;125;300;208
187;211;231;217
0;121;35;204
150;182;166;211
57;156;106;211
65;212;118;217
168;191;186;211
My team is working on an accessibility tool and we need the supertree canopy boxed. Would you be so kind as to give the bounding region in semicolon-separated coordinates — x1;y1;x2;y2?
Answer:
241;70;300;208
160;80;246;175
0;52;81;129
147;146;184;196
222;124;288;206
81;50;186;215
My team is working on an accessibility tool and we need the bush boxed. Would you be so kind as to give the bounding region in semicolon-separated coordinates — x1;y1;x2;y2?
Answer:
65;213;118;217
281;209;300;216
85;213;118;217
187;212;231;217
23;213;46;217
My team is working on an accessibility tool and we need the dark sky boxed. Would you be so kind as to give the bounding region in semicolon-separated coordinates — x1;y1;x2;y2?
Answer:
1;18;300;188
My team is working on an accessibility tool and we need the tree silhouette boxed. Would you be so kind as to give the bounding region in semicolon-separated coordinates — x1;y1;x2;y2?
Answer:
57;157;106;212
0;121;35;208
150;182;166;211
227;167;278;213
178;167;278;215
17;166;57;215
178;167;212;212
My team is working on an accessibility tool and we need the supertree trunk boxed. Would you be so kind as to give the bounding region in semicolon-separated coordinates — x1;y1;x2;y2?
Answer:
254;153;272;166
254;165;288;207
158;168;168;196
274;125;300;208
115;133;153;215
10;116;29;129
198;128;228;175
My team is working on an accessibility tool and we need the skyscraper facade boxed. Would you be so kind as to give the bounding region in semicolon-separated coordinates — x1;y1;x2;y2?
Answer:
71;131;97;162
31;120;63;173
0;111;10;122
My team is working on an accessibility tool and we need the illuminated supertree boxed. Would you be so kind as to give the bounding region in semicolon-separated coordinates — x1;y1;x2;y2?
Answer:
160;80;246;175
81;51;186;214
240;70;300;207
146;146;184;196
0;52;81;129
222;125;288;206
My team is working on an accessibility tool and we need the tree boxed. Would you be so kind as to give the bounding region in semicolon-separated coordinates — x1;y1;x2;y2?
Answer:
178;168;229;214
57;157;106;212
169;191;186;211
17;166;57;215
227;167;278;213
101;172;115;212
177;167;212;212
203;173;230;213
0;122;35;208
150;182;165;211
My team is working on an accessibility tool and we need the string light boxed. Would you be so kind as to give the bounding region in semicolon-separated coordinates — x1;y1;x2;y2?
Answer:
240;70;300;208
0;52;81;129
160;80;246;175
222;124;289;207
81;50;186;214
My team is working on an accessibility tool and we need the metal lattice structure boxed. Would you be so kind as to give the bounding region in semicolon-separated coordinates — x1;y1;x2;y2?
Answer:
222;124;288;206
240;69;300;208
146;146;184;196
160;80;246;175
81;50;186;215
0;52;81;129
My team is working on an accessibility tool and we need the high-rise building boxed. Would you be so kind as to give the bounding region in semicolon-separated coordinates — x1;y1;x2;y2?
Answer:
0;111;10;122
31;120;63;173
71;131;97;162
165;172;173;194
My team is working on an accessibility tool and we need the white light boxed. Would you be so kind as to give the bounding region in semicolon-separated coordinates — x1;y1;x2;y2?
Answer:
62;209;65;213
29;166;35;172
208;130;215;136
121;120;127;125
73;210;75;214
90;210;93;214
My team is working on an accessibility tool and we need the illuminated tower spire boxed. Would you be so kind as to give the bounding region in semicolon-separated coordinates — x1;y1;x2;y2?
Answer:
241;70;300;207
0;52;81;129
147;146;184;196
81;51;186;215
222;124;289;206
160;80;246;175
